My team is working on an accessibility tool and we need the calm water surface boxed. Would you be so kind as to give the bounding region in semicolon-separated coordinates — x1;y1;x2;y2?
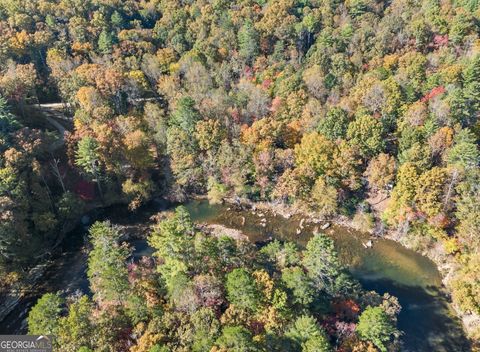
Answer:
0;200;470;351
185;200;470;352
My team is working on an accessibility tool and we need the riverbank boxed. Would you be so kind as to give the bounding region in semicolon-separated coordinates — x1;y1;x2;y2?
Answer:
391;230;480;345
185;198;470;351
216;195;478;347
1;193;474;349
0;197;471;350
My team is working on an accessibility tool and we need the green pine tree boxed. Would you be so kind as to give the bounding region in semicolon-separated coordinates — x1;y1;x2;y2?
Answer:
238;20;259;64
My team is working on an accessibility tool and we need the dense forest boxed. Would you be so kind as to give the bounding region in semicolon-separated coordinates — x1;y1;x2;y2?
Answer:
0;0;479;349
27;208;401;351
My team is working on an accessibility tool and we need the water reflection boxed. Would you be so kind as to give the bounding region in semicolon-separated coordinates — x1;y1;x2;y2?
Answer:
185;201;442;288
361;279;470;352
0;200;471;351
185;200;470;351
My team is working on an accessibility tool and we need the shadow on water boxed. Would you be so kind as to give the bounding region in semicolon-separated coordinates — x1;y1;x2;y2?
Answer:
360;278;470;352
0;199;472;351
185;200;471;351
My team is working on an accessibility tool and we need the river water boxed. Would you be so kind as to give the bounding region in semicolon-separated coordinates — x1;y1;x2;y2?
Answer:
0;200;471;351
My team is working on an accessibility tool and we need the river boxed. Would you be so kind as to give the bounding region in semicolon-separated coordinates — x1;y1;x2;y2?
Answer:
0;200;471;351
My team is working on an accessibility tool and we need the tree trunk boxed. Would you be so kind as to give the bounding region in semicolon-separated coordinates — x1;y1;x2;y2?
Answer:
50;158;66;193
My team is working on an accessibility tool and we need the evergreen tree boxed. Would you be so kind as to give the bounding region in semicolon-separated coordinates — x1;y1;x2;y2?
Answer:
76;137;103;198
446;129;480;170
462;55;480;123
357;306;397;352
28;293;64;335
57;296;94;351
226;268;261;312
148;206;195;262
302;233;342;294
286;315;331;351
238;20;259;64
215;326;258;352
317;107;349;141
98;30;114;55
169;96;201;134
110;11;124;29
87;221;130;304
0;95;19;139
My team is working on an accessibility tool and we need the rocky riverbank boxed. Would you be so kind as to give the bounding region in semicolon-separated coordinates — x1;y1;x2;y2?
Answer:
2;194;476;348
218;196;478;345
391;230;480;344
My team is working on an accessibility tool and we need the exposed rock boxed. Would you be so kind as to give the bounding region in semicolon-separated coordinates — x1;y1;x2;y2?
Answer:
299;218;305;229
362;240;373;249
0;263;48;322
204;224;248;241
